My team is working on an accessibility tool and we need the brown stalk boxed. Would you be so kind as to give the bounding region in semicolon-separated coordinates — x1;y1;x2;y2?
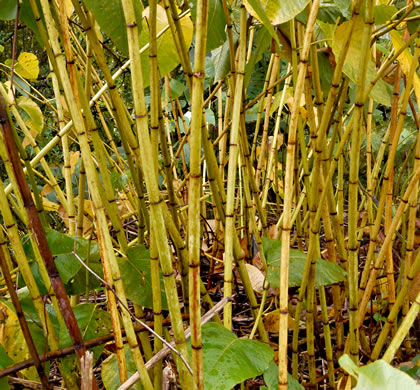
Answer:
0;315;190;379
0;243;51;389
0;95;97;389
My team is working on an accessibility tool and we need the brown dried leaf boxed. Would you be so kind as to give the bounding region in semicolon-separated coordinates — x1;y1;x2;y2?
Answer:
245;263;265;295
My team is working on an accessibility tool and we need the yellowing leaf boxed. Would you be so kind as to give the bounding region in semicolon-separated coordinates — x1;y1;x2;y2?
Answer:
263;309;295;332
244;0;310;26
17;96;44;135
42;197;60;212
63;0;73;17
15;52;39;80
0;303;38;380
139;5;193;87
390;30;420;105
332;16;392;106
41;184;54;196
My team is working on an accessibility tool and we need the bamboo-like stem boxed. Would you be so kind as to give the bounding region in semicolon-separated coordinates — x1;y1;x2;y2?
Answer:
370;248;420;361
0;238;51;389
384;64;402;321
347;1;374;364
120;0;192;387
0;95;93;387
278;2;320;387
255;54;280;187
382;289;420;363
357;39;420;326
224;5;247;330
188;0;209;384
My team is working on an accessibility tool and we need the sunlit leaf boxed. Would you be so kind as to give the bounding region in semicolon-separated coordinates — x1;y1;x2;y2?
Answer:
242;0;280;48
15;52;39;80
0;302;39;380
390;30;420;105
374;4;398;25
332;16;392;106
339;355;420;389
17;96;44;136
244;0;309;25
140;5;193;87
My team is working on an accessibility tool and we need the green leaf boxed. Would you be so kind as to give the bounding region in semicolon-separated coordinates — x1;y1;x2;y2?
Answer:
17;96;44;135
139;5;193;87
119;245;168;310
190;0;227;52
0;345;13;389
332;16;392;106
263;238;347;287
22;228;101;291
59;304;112;362
169;78;186;100
244;0;310;25
82;0;143;56
102;344;143;390
332;0;351;19
245;27;271;89
242;0;280;49
339;355;420;389
374;5;398;25
193;322;274;390
263;361;304;390
0;0;17;20
212;25;239;83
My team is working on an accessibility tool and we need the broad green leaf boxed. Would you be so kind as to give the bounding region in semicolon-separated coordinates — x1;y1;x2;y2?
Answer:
169;78;186;100
245;27;271;89
339;355;420;389
82;0;143;56
212;39;235;82
263;238;347;287
139;5;193;87
190;0;227;52
263;361;304;390
17;96;44;135
102;344;143;390
242;0;280;49
22;228;101;292
0;0;17;20
15;52;39;80
59;304;112;362
119;245;168;310
374;5;398;25
244;0;309;25
0;345;13;389
332;0;351;19
193;322;274;390
317;4;343;24
332;16;392;106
